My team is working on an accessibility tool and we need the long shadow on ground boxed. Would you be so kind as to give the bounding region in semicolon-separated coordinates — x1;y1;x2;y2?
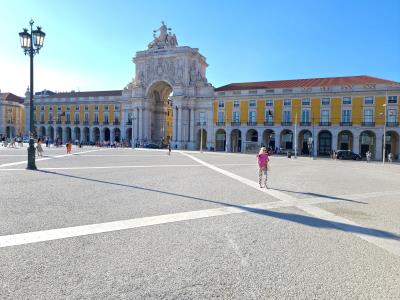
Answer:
37;170;400;241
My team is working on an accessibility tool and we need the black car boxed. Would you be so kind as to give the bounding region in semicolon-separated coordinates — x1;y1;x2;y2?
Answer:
144;143;160;149
336;150;362;160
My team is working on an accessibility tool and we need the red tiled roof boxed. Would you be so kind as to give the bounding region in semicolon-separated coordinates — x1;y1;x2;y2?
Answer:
215;76;399;91
0;93;24;104
36;90;123;98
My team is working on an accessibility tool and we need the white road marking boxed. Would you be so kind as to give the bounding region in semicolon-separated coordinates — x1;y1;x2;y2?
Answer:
181;151;400;257
0;189;399;249
0;163;254;171
0;149;106;168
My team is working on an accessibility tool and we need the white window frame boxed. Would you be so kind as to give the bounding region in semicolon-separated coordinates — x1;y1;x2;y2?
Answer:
218;111;224;122
249;100;256;108
342;96;352;105
342;109;352;123
364;96;374;105
248;111;256;122
301;98;310;106
283;110;291;122
363;109;374;123
265;99;273;107
218;100;224;108
233;100;240;108
388;96;398;104
233;111;240;122
283;99;291;106
321;97;330;106
301;109;310;122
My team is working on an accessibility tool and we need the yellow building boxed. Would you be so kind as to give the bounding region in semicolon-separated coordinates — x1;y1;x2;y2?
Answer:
0;92;24;139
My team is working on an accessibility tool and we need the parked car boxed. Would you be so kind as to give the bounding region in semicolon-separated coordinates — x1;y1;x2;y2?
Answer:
144;143;160;149
336;150;362;160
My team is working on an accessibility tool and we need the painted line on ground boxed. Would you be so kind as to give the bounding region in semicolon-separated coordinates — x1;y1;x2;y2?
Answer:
0;163;254;171
0;149;106;168
0;196;363;248
180;151;400;257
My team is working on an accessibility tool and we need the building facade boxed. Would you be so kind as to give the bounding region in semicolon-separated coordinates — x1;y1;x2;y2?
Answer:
0;92;25;139
23;23;400;160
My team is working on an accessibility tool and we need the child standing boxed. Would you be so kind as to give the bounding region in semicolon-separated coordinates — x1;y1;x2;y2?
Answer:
257;147;270;188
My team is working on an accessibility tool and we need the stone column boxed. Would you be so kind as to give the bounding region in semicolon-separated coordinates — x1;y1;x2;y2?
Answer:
207;109;213;149
138;107;143;142
275;130;281;153
353;133;360;155
375;129;383;161
190;108;195;145
332;134;338;151
71;128;76;142
100;127;105;142
110;128;115;143
62;127;68;144
177;107;183;145
257;129;263;148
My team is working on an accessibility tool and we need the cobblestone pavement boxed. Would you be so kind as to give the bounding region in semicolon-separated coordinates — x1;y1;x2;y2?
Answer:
1;146;399;299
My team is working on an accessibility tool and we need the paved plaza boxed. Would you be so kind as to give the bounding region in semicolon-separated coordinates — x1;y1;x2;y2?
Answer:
1;146;400;299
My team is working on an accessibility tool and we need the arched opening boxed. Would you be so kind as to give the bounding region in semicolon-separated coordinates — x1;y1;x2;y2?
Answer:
230;129;242;152
56;127;63;144
360;131;375;158
338;130;353;151
65;127;72;142
82;127;90;143
244;129;258;152
318;130;332;156
48;126;54;142
126;128;132;145
147;81;173;144
40;126;46;138
114;128;121;142
215;129;226;151
299;130;312;155
74;127;81;142
280;129;293;150
262;129;275;149
104;127;110;142
385;131;399;160
196;129;207;150
93;127;100;143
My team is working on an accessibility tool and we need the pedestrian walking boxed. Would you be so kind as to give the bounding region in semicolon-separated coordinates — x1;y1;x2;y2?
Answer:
388;152;393;163
366;150;372;162
257;147;270;188
36;138;44;157
66;142;72;154
168;143;171;155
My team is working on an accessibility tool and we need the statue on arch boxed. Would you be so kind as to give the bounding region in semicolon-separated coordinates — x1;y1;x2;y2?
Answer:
148;21;178;49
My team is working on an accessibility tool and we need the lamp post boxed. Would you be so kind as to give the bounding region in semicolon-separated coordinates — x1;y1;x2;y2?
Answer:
7;108;13;140
19;19;45;170
382;104;387;164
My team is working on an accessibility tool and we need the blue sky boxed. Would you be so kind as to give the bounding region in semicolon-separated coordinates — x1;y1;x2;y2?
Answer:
1;0;399;96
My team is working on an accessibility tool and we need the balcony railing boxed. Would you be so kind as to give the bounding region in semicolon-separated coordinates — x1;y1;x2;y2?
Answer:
362;121;375;127
231;122;241;126
113;121;120;125
74;120;80;125
281;122;292;126
319;122;331;126
340;122;352;126
65;120;71;125
300;121;311;126
386;121;398;127
103;121;109;125
215;122;225;126
247;121;257;126
196;122;207;126
56;120;62;124
48;120;54;124
126;121;132;125
264;121;274;126
40;121;45;124
93;121;99;125
83;121;89;125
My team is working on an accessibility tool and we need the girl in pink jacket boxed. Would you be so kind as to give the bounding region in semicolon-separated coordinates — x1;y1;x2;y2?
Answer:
257;147;270;188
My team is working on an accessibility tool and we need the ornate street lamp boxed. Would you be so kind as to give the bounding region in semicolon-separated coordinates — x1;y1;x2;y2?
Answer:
19;19;45;170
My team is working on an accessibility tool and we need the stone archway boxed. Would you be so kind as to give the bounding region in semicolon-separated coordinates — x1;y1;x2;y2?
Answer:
262;129;275;149
360;130;375;158
215;129;226;151
39;126;46;138
337;130;353;151
114;128;121;142
74;127;81;142
65;127;72;142
92;127;100;143
230;129;242;152
56;127;63;144
83;127;90;143
146;81;173;145
299;130;312;155
385;131;399;160
280;129;293;150
104;127;110;142
318;130;332;156
196;129;207;150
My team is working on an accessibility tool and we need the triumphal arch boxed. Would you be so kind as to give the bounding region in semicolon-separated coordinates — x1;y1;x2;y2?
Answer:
122;22;214;149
